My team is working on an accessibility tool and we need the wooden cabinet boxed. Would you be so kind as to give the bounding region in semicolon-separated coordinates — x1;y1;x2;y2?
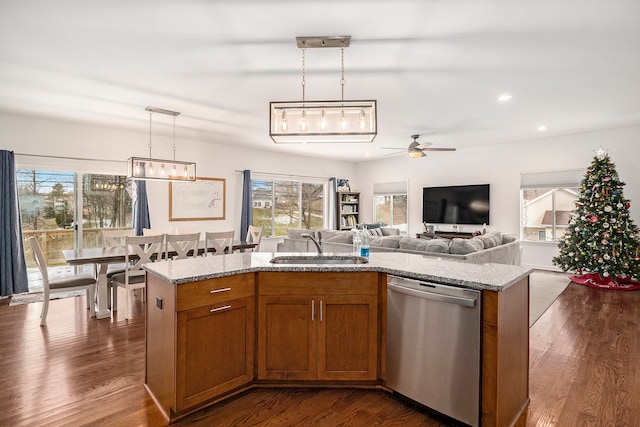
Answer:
146;273;255;419
337;191;360;230
257;272;379;381
175;295;254;411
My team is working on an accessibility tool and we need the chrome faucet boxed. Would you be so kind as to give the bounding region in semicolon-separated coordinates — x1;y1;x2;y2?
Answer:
301;233;322;255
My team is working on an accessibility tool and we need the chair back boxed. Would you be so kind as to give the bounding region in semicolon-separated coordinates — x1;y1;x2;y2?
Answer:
142;228;172;236
247;225;264;251
123;235;164;284
100;229;135;247
205;231;235;256
28;237;50;291
165;232;200;260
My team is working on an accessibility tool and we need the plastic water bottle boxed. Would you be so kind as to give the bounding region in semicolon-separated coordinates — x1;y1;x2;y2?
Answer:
360;226;370;258
352;232;362;256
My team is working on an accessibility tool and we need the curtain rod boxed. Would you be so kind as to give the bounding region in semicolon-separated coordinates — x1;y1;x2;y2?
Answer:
14;153;125;164
235;169;331;180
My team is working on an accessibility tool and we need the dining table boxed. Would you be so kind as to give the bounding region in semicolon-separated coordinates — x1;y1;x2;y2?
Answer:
62;240;258;319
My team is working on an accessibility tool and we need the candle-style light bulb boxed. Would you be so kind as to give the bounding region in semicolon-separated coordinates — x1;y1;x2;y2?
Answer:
160;164;165;176
360;109;366;130
340;110;347;130
148;162;154;175
320;110;326;131
281;111;288;131
300;110;307;131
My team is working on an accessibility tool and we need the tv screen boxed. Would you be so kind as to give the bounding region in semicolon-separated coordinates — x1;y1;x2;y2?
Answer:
422;184;490;225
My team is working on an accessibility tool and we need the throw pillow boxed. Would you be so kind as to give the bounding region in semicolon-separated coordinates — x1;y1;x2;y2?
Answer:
449;238;484;255
502;233;517;244
368;228;383;236
380;227;400;236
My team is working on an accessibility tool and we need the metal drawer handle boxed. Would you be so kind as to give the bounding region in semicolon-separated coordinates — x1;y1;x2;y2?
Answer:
210;305;231;313
210;287;232;294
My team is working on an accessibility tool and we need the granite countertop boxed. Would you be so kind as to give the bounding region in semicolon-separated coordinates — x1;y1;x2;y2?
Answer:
144;252;533;292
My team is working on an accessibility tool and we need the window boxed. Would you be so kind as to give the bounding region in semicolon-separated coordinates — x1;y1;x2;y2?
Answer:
522;188;578;241
372;181;408;232
251;178;325;237
520;169;582;242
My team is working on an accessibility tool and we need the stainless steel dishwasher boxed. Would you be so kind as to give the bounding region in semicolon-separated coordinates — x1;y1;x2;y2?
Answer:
386;275;481;427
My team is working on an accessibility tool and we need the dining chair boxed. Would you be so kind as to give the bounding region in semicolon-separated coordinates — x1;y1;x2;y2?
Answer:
204;231;235;256
246;225;264;252
111;234;163;319
100;229;135;308
165;232;200;260
28;237;96;326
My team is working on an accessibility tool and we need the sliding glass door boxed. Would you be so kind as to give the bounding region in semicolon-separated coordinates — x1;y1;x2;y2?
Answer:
17;169;132;290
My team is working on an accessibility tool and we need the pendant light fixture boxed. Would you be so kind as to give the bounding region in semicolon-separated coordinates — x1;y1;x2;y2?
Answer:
270;36;377;143
127;106;196;181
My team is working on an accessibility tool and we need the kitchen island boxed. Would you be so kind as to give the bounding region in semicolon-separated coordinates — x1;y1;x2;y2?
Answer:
144;252;531;426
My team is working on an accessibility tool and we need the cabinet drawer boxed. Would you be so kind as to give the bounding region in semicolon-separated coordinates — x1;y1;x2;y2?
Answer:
177;273;255;311
258;272;378;296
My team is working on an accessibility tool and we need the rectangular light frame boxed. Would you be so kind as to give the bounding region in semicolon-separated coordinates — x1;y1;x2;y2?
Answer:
127;157;196;182
270;99;377;143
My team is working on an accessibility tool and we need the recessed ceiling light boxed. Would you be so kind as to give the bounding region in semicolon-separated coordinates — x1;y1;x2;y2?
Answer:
537;125;547;132
365;152;371;157
497;94;513;103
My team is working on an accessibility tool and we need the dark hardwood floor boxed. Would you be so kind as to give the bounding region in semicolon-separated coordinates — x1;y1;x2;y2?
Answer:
0;281;638;426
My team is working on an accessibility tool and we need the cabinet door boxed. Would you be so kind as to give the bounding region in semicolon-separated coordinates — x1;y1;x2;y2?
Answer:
317;295;378;381
175;296;254;412
258;295;316;380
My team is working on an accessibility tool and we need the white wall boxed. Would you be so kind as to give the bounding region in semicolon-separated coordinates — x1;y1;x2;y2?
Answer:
355;126;640;270
0;113;357;246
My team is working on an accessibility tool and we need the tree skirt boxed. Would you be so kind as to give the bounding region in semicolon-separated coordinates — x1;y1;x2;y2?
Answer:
570;273;640;291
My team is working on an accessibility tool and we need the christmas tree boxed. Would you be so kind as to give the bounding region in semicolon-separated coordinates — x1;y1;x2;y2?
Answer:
552;149;640;287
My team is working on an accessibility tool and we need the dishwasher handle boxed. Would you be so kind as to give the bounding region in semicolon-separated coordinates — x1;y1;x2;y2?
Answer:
388;282;477;307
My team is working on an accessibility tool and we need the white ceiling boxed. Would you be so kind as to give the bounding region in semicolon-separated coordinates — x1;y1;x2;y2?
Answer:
1;0;639;162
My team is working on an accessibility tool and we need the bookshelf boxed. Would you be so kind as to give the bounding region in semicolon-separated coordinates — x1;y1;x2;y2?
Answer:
336;191;360;230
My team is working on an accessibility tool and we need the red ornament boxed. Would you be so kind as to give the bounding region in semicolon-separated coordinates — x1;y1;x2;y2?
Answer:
590;216;598;223
603;177;611;181
626;203;631;209
593;254;599;259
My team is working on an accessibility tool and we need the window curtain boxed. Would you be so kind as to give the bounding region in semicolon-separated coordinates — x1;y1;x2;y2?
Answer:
133;180;150;236
0;150;29;296
240;170;252;242
328;177;337;230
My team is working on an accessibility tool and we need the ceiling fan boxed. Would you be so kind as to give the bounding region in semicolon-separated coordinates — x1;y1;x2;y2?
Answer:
381;135;457;158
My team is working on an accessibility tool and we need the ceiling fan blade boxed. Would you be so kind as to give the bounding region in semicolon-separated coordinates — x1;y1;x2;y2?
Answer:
415;142;433;149
380;147;406;150
422;148;456;152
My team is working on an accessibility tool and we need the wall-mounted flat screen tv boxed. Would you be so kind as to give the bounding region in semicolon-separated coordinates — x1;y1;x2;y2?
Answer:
422;184;490;225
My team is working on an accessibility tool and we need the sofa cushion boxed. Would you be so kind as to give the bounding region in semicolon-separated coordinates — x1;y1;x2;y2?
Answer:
449;237;485;255
380;227;400;236
425;239;450;253
399;236;429;251
370;235;401;249
321;230;353;244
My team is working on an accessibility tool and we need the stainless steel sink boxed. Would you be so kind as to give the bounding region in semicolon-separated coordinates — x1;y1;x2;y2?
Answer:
269;255;369;265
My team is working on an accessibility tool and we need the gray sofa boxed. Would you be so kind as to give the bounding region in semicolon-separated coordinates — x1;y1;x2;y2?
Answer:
276;228;520;266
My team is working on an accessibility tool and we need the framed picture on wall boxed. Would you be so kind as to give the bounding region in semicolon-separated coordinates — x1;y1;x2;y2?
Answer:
169;177;226;221
337;178;350;192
